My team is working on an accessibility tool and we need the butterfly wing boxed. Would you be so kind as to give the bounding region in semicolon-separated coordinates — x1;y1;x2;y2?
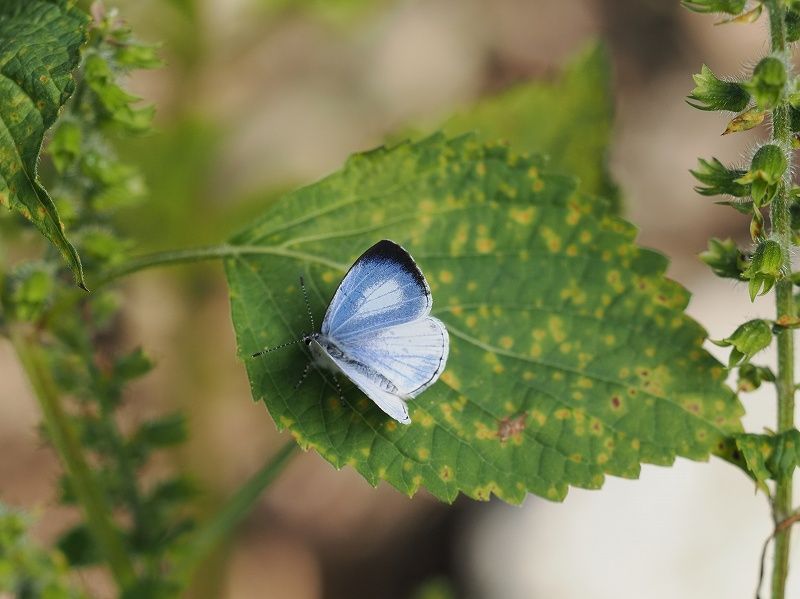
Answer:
321;348;412;424
321;240;432;342
335;316;449;398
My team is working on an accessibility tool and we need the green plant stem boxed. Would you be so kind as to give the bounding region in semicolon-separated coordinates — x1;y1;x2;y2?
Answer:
10;326;136;589
767;3;796;598
93;244;347;289
175;441;298;583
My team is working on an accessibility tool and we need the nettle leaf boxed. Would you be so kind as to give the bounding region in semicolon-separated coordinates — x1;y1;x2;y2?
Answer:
225;134;743;503
442;44;620;212
0;0;88;288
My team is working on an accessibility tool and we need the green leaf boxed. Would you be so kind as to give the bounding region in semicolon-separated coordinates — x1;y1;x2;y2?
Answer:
0;0;88;288
733;429;800;494
442;43;620;212
84;53;155;134
224;134;743;503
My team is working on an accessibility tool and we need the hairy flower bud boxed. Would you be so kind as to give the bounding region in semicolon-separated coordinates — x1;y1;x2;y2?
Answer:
743;238;784;300
744;57;787;110
736;144;788;208
688;65;750;112
691;157;749;197
713;319;773;367
699;238;745;279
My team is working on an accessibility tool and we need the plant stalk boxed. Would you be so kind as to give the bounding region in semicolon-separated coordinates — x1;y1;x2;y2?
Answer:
175;440;298;583
10;326;136;589
767;3;796;598
93;243;347;289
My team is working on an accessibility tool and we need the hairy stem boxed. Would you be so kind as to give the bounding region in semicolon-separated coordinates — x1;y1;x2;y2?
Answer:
10;326;136;589
767;3;796;598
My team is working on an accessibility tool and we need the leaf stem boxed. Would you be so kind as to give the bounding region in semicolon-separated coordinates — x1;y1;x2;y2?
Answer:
175;440;299;583
93;244;348;288
766;3;796;598
10;326;136;590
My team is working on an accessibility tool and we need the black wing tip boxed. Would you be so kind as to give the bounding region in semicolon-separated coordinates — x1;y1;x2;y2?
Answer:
363;239;428;291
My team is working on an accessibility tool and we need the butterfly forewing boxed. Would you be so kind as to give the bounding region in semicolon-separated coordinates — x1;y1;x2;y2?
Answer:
322;240;432;341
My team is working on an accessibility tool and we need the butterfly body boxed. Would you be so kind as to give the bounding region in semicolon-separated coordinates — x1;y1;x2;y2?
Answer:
304;240;449;425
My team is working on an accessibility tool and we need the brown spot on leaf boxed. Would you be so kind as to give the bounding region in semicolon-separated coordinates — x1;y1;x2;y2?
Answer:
496;413;527;443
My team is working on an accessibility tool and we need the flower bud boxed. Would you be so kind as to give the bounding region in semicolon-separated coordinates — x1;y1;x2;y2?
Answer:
691;157;749;197
743;238;784;300
1;262;56;323
713;319;773;367
744;57;787;111
736;144;788;208
737;363;775;392
699;238;745;279
688;65;750;112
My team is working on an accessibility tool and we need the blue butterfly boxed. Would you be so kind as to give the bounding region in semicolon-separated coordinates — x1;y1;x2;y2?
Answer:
254;240;449;424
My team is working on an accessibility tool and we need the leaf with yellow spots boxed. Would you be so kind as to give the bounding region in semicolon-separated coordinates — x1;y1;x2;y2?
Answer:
442;43;621;212
0;0;88;288
226;134;743;504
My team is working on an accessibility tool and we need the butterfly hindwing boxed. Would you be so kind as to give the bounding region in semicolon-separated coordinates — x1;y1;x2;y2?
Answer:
321;240;432;342
334;316;449;398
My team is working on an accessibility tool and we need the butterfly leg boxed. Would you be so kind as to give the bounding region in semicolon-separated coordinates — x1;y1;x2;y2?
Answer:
294;362;311;390
332;374;346;403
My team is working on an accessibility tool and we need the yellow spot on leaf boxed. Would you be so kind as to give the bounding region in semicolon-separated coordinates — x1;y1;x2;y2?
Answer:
440;370;461;391
500;336;513;349
476;237;495;253
510;207;535;225
439;270;453;284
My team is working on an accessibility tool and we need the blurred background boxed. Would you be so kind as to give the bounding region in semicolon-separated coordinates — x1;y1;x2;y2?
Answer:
2;0;799;597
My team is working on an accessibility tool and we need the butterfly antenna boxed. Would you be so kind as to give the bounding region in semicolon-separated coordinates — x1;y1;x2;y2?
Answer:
251;338;303;358
299;275;315;330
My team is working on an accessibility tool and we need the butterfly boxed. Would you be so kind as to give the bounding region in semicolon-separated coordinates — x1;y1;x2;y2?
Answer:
254;240;449;425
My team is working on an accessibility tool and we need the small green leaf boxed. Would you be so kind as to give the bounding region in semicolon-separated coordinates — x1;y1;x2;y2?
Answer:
133;413;188;449
691;157;749;197
225;134;743;503
0;0;88;288
84;54;155;134
688;65;750;112
713;319;773;367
